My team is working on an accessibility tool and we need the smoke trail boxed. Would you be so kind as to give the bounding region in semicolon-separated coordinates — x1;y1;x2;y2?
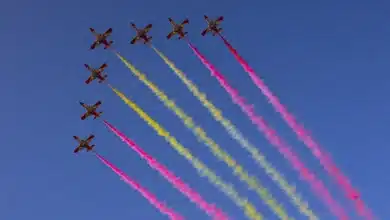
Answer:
154;41;318;220
142;49;291;220
109;85;263;220
218;35;373;220
188;41;348;220
103;120;227;220
95;153;183;220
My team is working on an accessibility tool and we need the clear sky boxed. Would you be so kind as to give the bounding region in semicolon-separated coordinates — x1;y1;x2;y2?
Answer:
1;0;389;219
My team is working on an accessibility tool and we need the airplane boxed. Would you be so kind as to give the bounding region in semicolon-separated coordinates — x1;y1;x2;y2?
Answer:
201;16;224;36
84;63;108;84
73;135;95;153
89;28;114;50
130;23;153;44
80;101;103;120
166;18;189;40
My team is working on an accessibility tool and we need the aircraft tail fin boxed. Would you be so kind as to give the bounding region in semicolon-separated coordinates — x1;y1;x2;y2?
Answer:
88;145;95;152
94;112;103;119
104;41;113;49
201;28;209;36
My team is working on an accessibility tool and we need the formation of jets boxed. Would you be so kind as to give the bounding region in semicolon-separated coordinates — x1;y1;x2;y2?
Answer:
73;101;102;153
75;15;224;153
88;15;224;49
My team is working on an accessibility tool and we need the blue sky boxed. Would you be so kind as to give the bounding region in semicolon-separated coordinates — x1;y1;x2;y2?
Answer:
1;0;389;219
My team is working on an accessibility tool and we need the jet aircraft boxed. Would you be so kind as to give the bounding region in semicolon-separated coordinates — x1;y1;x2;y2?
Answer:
201;16;224;36
89;28;113;50
84;63;108;84
130;23;153;44
73;135;95;153
166;18;189;39
80;101;103;120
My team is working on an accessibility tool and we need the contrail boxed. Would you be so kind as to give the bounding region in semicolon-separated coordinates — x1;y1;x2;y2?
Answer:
186;41;348;220
151;40;317;220
218;34;373;220
103;120;228;220
145;48;292;220
109;84;263;220
95;153;183;220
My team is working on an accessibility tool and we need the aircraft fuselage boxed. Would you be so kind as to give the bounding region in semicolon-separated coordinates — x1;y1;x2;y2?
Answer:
96;34;106;42
86;106;94;112
173;25;182;32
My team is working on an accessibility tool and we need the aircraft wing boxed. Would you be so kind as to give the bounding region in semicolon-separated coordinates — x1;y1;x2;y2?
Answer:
216;16;224;22
90;42;98;50
85;76;94;84
103;28;113;37
98;63;108;71
86;135;95;142
144;24;152;32
93;101;102;108
74;145;81;153
201;28;209;36
81;112;89;120
130;36;138;44
166;31;175;39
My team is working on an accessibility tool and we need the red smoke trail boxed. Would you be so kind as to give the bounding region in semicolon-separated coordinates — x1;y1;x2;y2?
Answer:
218;35;373;220
95;153;183;220
187;42;348;220
103;120;228;220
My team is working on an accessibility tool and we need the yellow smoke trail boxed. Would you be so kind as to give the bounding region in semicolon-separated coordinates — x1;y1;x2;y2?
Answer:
109;84;262;220
115;53;291;220
151;47;318;220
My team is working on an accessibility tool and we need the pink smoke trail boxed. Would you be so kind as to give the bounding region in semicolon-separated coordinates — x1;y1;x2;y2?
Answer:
103;120;228;220
95;153;183;220
218;35;373;220
187;41;348;220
